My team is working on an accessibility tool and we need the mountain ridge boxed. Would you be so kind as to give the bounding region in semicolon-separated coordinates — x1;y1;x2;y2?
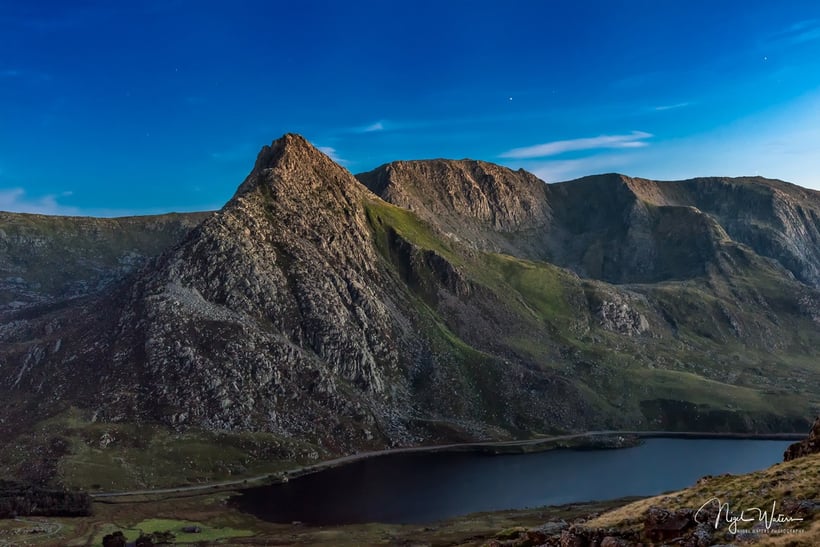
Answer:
1;134;818;488
360;163;820;286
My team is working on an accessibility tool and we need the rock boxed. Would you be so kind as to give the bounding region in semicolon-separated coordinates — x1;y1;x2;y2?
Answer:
595;299;649;336
524;529;548;544
357;158;552;257
102;531;126;547
534;520;569;535
560;528;588;547
783;416;820;461
643;506;694;542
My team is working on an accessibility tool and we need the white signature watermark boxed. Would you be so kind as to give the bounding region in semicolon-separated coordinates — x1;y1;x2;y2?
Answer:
695;498;805;535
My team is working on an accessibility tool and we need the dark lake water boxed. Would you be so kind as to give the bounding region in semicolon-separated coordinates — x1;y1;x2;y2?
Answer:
231;438;792;525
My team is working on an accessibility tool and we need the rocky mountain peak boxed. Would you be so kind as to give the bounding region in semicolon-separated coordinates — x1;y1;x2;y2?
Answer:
252;133;320;170
235;133;359;200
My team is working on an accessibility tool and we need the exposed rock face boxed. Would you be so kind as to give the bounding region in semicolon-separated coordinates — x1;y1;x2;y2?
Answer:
784;416;820;461
93;134;418;447
0;135;596;455
593;296;650;336
357;159;552;256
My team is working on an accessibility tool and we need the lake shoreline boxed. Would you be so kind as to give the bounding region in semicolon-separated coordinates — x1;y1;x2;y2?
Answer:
232;437;797;526
91;430;802;499
275;430;802;484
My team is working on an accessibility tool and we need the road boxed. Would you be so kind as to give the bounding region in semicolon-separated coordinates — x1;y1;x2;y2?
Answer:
90;430;802;499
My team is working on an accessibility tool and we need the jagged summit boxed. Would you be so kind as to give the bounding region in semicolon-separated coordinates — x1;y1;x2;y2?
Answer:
358;158;551;230
251;133;326;171
358;158;820;286
549;173;820;286
235;133;358;199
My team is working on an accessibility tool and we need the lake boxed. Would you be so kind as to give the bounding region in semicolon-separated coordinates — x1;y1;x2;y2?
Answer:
231;438;792;525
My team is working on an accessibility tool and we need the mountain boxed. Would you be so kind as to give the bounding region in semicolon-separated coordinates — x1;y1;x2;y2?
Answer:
1;134;818;489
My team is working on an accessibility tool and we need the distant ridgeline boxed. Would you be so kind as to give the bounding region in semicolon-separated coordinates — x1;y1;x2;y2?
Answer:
0;480;91;518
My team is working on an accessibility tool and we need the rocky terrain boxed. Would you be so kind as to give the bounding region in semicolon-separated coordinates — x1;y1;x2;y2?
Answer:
0;134;818;489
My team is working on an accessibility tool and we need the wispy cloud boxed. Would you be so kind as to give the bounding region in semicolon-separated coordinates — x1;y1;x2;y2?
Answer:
790;26;820;44
766;19;820;47
500;131;652;159
317;146;348;165
360;121;384;133
0;188;79;215
654;102;691;111
337;120;388;135
0;68;50;81
523;154;638;183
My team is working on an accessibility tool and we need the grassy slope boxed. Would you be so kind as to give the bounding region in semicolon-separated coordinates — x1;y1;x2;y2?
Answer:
0;408;325;491
588;453;820;545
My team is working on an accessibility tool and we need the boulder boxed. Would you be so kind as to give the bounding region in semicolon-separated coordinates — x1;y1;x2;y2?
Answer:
783;416;820;461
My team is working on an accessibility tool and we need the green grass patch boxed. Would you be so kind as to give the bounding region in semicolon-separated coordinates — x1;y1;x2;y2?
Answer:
365;198;458;261
481;253;572;319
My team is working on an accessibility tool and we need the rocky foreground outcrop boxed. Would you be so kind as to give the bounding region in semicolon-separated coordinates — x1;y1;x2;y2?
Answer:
486;498;816;546
784;416;820;461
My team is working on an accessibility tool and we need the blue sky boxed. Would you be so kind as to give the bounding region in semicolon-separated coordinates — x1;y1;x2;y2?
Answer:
2;1;820;215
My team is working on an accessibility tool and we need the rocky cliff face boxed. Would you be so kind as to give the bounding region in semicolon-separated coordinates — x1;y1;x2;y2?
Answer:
618;175;820;287
1;134;818;488
357;159;552;257
1;136;594;457
100;135;417;449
